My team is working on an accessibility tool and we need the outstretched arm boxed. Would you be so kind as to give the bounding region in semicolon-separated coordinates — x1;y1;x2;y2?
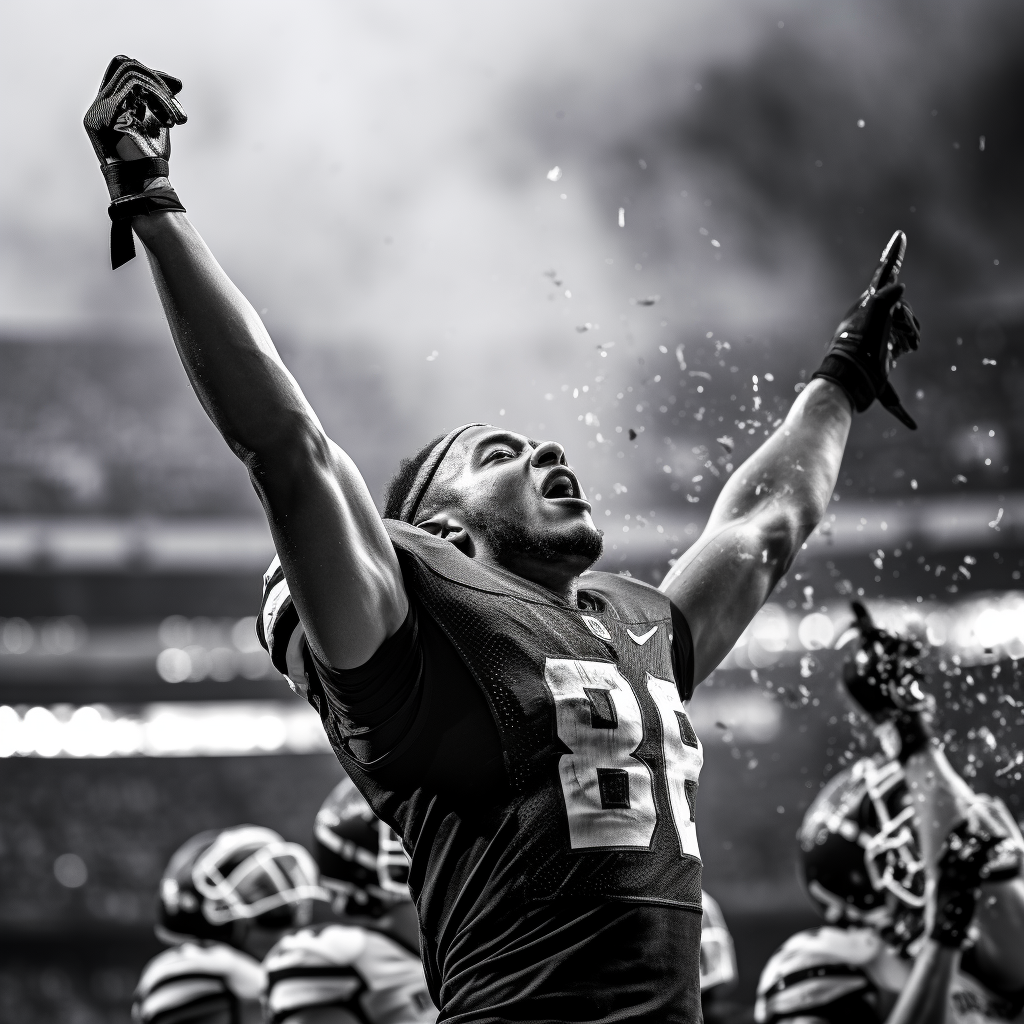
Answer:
134;213;407;669
661;379;850;684
662;231;918;685
83;58;405;670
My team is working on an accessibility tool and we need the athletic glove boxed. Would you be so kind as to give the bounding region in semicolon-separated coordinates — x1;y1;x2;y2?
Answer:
83;56;187;269
813;230;921;429
931;803;1024;948
841;601;935;762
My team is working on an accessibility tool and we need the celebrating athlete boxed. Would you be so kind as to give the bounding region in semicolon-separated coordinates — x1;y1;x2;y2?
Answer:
86;57;920;1022
755;606;1024;1024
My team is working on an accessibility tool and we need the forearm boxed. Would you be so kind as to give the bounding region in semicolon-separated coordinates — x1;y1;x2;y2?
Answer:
706;378;851;540
904;743;977;870
134;210;322;464
885;941;958;1024
661;379;851;681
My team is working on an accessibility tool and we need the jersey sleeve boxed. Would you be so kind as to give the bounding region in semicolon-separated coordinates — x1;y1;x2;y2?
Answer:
258;554;427;768
264;925;437;1024
670;601;695;701
133;943;264;1024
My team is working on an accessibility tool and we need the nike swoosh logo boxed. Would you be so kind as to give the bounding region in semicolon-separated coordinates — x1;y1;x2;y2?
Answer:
626;626;658;646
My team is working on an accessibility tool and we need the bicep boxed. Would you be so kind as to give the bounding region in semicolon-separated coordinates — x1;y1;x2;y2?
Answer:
251;433;408;670
661;512;795;686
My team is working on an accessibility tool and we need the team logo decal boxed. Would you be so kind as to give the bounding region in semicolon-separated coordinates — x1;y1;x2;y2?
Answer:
581;615;612;641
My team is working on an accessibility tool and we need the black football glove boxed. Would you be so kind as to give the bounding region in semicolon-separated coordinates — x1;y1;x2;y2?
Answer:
842;601;934;761
931;802;1024;949
813;231;921;429
83;56;187;269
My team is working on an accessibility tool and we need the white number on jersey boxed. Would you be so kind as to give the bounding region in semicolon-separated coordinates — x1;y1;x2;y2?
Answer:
543;659;702;855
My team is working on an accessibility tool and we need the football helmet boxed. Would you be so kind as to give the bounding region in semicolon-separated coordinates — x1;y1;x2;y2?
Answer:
799;757;925;938
158;826;329;945
313;778;411;917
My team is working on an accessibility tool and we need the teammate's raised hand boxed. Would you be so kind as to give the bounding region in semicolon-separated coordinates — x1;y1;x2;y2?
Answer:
813;230;922;429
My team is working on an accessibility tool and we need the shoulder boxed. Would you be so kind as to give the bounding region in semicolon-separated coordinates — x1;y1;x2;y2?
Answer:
134;942;264;1021
264;923;370;972
755;927;881;1023
579;570;673;620
265;923;419;974
264;924;435;1023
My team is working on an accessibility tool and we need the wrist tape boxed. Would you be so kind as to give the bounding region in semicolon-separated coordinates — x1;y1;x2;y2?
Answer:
812;353;876;413
107;186;185;269
101;158;170;199
931;889;976;949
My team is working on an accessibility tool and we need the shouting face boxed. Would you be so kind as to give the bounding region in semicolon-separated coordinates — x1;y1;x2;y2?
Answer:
415;426;604;588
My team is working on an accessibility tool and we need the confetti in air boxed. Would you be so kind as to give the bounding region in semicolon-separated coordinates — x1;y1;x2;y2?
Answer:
546;166;562;181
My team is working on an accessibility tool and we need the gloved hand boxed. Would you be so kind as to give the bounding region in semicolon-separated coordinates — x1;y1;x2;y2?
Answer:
813;231;921;429
841;601;935;762
83;56;187;269
931;803;1024;949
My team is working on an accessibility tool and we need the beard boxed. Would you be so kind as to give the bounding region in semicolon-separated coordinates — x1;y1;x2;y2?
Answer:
470;509;604;571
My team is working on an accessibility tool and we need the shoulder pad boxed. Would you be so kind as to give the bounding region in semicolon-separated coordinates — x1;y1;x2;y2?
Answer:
134;942;264;1021
755;928;878;1023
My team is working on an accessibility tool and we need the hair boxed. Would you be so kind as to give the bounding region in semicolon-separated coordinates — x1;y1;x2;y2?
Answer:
382;432;448;521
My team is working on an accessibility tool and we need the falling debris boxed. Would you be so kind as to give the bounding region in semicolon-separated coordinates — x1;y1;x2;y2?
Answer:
716;435;735;454
990;508;1004;530
576;323;598;333
618;207;625;228
631;295;660;307
426;350;439;362
546;166;562;182
628;428;637;441
689;370;711;380
613;482;628;494
675;344;686;371
954;474;968;485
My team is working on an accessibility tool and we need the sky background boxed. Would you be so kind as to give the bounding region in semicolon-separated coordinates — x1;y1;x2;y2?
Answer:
1;0;1023;522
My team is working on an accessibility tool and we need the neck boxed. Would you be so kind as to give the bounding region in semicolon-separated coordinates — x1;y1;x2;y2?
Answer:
488;551;582;604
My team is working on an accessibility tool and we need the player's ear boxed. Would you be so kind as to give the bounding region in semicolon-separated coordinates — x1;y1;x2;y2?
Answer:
415;515;476;557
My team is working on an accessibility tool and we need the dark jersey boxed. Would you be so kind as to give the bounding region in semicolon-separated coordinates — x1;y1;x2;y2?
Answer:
260;521;703;1022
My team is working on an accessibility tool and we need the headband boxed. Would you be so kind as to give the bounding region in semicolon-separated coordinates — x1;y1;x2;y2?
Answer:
398;423;486;524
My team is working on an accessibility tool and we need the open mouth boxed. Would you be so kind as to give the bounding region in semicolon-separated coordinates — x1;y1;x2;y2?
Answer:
541;469;583;501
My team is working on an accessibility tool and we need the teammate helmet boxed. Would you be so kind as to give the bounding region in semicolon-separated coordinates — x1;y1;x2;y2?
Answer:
799;757;925;930
158;826;329;945
313;778;411;917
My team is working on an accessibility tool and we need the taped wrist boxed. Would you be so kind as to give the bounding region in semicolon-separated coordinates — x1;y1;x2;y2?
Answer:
101;158;170;200
107;186;185;270
812;354;875;413
931;890;976;949
894;713;934;764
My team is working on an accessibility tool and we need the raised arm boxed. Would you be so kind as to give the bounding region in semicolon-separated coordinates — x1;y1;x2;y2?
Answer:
661;231;919;684
84;57;406;669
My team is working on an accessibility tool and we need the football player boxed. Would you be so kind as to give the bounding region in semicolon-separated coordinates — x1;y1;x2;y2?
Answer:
86;56;920;1022
262;778;436;1023
755;606;1024;1024
133;826;328;1024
